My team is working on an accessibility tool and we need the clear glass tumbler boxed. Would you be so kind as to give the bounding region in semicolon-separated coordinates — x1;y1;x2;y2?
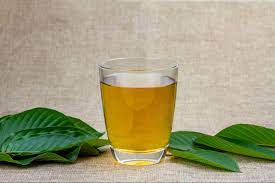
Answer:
99;58;178;165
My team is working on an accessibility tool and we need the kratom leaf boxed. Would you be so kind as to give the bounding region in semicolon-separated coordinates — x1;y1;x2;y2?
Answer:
169;131;205;150
79;139;109;156
216;124;275;147
195;135;275;160
0;108;103;146
169;148;240;172
79;144;100;156
0;108;105;165
86;139;109;148
0;115;10;123
0;146;81;165
67;116;103;138
169;131;239;172
1;127;95;154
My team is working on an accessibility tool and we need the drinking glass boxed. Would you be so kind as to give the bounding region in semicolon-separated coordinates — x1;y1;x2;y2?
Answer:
98;58;178;165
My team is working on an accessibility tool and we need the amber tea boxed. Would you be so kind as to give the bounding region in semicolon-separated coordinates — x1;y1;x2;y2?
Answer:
101;73;176;152
99;58;178;165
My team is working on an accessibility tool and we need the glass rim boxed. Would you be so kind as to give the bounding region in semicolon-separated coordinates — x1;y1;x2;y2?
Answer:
98;57;179;72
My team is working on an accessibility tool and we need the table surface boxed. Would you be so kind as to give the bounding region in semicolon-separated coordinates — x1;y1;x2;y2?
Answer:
0;0;275;182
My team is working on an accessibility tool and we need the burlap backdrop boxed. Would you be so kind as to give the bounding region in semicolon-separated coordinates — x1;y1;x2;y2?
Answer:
0;0;274;182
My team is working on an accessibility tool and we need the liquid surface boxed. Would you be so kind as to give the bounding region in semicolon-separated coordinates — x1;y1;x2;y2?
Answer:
100;73;177;152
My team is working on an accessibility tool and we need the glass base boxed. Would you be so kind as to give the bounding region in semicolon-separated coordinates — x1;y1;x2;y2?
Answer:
111;147;166;166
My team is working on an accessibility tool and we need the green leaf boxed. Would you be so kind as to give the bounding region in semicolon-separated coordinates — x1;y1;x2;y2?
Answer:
1;127;95;154
79;139;109;156
0;108;103;146
0;115;10;123
67;116;104;138
0;108;105;165
0;146;81;165
86;139;109;148
216;124;275;147
195;135;275;160
79;144;100;156
169;131;205;150
0;152;24;165
169;148;240;172
169;131;239;172
32;146;81;163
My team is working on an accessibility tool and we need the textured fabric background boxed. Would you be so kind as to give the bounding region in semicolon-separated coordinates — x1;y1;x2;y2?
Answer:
0;0;275;182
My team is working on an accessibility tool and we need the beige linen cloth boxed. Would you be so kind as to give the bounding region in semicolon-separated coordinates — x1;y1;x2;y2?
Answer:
0;0;274;182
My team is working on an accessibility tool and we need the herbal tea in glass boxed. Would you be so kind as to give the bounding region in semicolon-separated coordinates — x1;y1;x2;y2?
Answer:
99;58;177;165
